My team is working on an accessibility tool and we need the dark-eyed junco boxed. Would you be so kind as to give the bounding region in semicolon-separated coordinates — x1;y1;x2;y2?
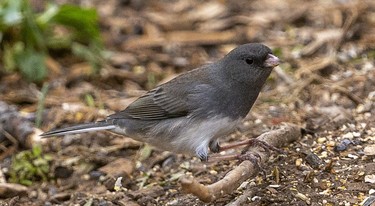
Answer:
41;43;280;161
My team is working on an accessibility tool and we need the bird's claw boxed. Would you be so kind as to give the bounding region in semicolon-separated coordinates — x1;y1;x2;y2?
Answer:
238;152;266;179
209;139;221;153
245;139;286;155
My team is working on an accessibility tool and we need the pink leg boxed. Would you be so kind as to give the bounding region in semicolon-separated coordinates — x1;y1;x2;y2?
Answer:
208;153;240;162
219;138;285;154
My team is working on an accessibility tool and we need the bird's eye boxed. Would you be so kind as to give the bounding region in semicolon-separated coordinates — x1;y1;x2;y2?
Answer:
245;58;254;65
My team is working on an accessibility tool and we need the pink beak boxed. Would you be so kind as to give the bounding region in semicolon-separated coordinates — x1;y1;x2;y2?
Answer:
264;54;280;68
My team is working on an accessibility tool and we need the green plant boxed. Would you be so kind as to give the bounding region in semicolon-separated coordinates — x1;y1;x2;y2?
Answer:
0;0;104;82
9;145;52;186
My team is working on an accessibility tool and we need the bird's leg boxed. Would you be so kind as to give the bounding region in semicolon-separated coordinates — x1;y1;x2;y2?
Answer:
207;151;262;163
218;138;285;154
203;138;284;162
207;153;240;162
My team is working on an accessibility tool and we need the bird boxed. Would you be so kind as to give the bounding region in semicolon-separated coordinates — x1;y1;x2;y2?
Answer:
41;43;280;161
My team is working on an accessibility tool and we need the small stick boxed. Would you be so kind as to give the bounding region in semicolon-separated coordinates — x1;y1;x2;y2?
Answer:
225;189;256;206
180;124;302;202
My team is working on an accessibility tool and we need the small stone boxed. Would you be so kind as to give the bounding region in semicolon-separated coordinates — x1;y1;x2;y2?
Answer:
337;186;346;190
114;177;123;191
317;137;327;143
209;170;218;175
254;119;262;124
305;152;323;169
319;189;332;195
326;141;336;147
251;196;261;201
267;187;278;194
343;133;354;139
352;132;361;137
29;190;38;198
103;178;116;191
335;139;354;152
320;151;328;158
99;158;135;177
356;104;366;113
295;158;303;167
167;199;180;206
82;174;90;180
238;181;249;190
89;170;105;180
365;174;375;183
249;181;256;187
348;154;359;159
364;145;375;156
54;166;74;179
50;192;71;203
294;192;310;204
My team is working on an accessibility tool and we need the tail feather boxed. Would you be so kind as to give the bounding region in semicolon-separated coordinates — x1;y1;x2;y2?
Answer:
40;121;116;137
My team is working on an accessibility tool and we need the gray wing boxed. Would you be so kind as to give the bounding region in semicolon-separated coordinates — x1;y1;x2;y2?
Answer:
108;65;215;121
108;86;190;120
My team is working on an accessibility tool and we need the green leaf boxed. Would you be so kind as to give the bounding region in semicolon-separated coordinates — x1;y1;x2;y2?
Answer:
14;48;47;82
84;93;95;107
33;158;47;166
3;42;25;71
19;179;33;186
3;43;17;71
36;4;59;26
51;4;101;43
9;145;51;185
32;145;42;157
46;35;73;49
44;154;53;161
36;83;49;127
138;145;153;161
21;0;46;52
0;0;23;26
72;42;102;73
0;1;104;81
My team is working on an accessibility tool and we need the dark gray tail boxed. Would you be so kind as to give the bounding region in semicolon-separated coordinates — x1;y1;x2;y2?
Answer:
40;121;116;137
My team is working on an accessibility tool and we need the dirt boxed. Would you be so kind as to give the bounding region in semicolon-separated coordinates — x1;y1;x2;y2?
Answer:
1;0;375;205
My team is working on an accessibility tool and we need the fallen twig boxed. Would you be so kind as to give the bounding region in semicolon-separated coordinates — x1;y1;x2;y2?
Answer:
0;101;42;154
225;189;256;206
180;124;302;202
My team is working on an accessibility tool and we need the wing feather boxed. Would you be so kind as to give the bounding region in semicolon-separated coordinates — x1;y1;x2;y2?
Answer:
108;65;213;121
108;87;189;120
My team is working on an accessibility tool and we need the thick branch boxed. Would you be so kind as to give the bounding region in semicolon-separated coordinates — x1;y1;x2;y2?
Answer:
180;124;302;202
0;101;42;151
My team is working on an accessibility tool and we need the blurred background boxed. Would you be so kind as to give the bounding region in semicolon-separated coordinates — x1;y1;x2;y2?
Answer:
0;0;374;205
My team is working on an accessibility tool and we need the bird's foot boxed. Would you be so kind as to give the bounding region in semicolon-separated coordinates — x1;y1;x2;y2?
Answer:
207;153;240;162
200;138;284;163
206;151;266;178
209;139;221;153
238;152;266;178
219;138;285;155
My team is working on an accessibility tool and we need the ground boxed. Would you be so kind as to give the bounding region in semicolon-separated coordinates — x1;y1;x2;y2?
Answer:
0;0;375;205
